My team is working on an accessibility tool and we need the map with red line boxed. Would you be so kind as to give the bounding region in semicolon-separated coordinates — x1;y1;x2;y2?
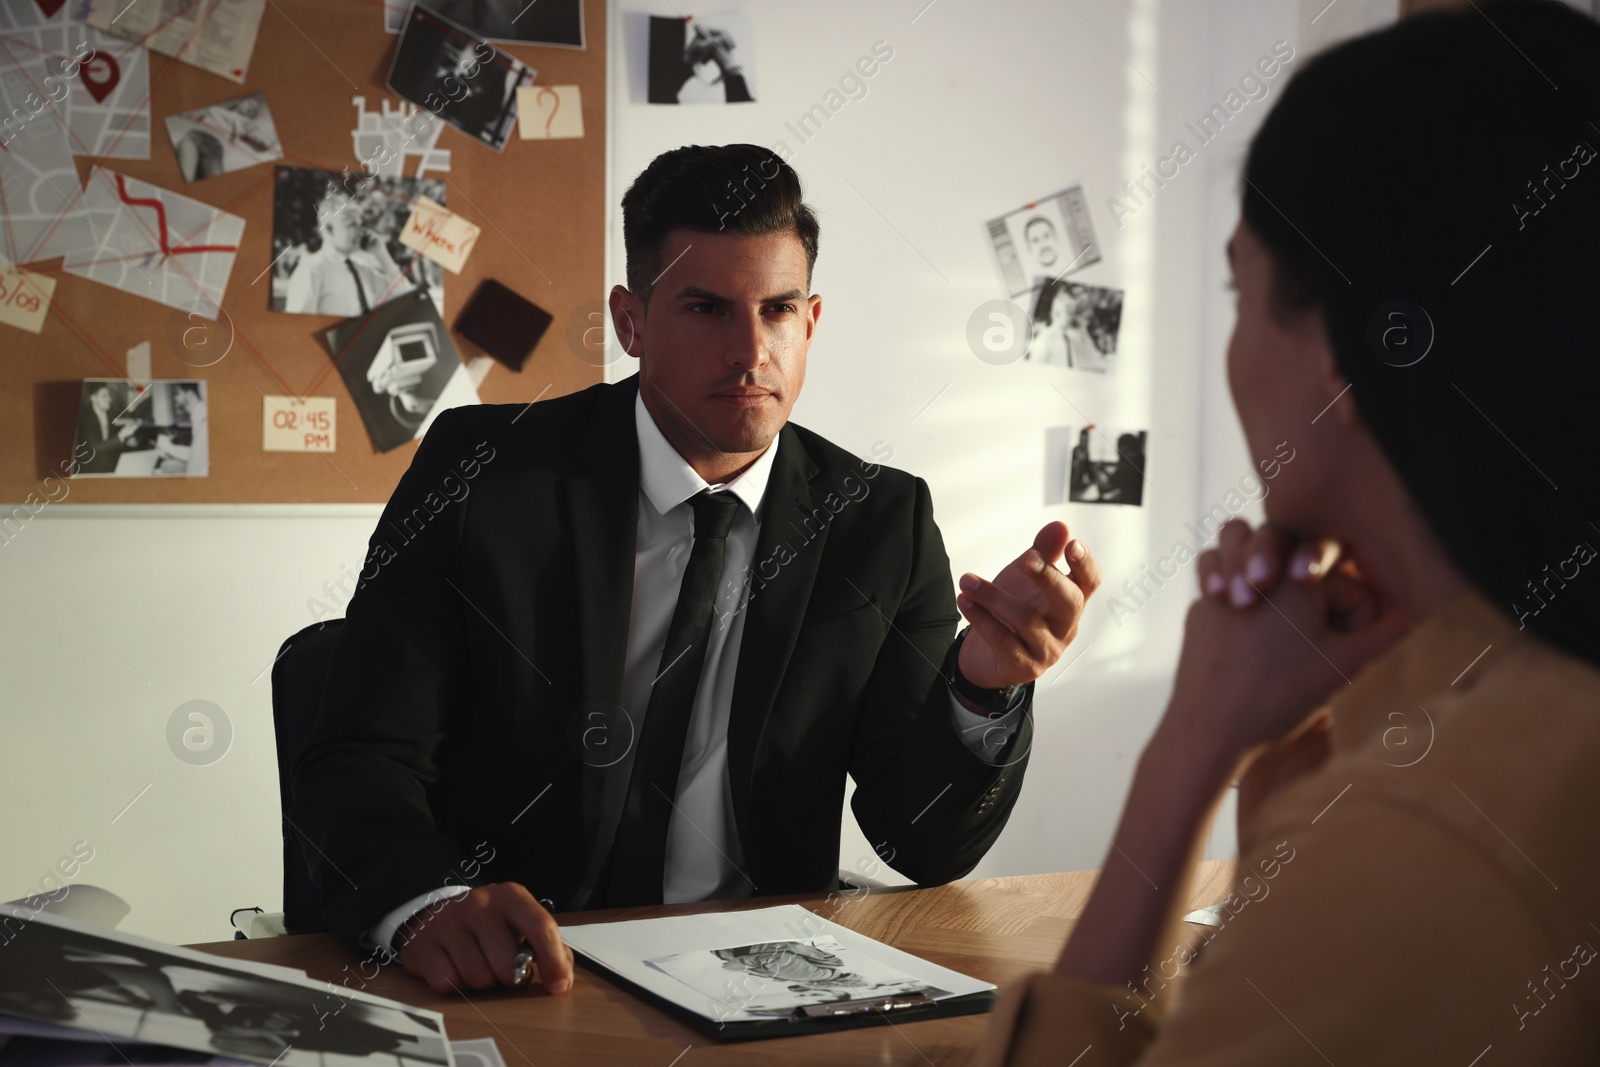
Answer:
61;166;243;317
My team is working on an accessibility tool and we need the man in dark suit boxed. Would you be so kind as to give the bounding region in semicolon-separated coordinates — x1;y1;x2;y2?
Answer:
291;144;1101;997
74;382;139;474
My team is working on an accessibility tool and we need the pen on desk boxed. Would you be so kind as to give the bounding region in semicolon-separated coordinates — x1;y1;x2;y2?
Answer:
512;948;535;988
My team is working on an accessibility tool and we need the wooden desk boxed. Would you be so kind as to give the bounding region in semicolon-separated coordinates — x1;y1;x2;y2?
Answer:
192;862;1234;1067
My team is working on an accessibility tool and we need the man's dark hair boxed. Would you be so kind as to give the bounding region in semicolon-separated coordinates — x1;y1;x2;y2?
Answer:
1242;0;1600;664
621;143;820;305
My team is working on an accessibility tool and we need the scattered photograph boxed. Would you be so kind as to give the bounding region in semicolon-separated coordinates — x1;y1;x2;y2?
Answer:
387;5;536;152
647;937;945;1019
0;905;452;1067
1067;426;1148;506
1026;279;1124;373
324;287;480;452
384;0;585;47
271;165;445;317
71;379;209;478
986;185;1100;299
164;92;283;182
452;278;553;371
647;12;756;104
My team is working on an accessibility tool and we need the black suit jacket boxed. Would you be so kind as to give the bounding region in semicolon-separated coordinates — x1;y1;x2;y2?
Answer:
291;374;1032;944
75;408;129;474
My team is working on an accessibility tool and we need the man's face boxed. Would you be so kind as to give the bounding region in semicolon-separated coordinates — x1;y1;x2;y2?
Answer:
617;227;820;465
1025;217;1058;267
90;387;111;412
322;202;360;254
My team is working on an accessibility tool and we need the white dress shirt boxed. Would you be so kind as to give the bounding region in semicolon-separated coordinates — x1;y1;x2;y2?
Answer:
364;391;1024;953
283;243;401;316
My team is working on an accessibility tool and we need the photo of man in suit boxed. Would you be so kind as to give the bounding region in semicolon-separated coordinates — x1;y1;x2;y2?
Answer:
73;382;139;475
292;144;1102;997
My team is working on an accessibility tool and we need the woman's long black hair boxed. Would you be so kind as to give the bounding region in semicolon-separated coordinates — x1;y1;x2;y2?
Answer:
1243;0;1600;665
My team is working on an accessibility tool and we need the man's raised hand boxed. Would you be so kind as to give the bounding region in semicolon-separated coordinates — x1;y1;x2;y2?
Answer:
955;521;1101;690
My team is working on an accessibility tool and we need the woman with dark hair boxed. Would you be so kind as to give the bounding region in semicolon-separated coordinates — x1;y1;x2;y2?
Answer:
980;3;1600;1063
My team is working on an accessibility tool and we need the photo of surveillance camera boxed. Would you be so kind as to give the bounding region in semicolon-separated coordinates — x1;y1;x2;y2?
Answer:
326;288;479;452
369;321;441;428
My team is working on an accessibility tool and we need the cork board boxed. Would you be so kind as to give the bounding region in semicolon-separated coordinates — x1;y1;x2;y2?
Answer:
4;0;605;504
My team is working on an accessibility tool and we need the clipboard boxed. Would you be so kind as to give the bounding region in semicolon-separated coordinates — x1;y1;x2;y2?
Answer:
574;952;997;1042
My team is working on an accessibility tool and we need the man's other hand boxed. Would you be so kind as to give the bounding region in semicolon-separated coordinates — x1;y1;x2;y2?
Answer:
397;882;574;995
955;521;1100;690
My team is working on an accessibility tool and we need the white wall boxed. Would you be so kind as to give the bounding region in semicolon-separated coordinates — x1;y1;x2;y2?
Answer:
2;0;1333;945
0;506;380;944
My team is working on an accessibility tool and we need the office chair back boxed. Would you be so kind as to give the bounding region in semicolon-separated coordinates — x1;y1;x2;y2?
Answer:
269;619;885;931
270;617;346;934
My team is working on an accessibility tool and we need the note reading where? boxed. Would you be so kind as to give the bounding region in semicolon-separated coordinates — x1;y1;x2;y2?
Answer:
399;196;481;275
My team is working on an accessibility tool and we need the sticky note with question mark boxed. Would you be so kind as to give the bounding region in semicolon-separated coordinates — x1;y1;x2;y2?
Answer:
517;84;583;140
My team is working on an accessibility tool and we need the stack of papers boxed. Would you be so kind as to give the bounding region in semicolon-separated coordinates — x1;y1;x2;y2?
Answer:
0;901;458;1067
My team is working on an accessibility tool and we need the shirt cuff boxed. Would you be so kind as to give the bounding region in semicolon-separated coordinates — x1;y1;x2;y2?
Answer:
362;884;472;959
949;688;1028;765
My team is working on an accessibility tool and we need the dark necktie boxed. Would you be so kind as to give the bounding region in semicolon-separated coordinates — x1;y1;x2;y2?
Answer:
600;488;743;907
343;257;370;315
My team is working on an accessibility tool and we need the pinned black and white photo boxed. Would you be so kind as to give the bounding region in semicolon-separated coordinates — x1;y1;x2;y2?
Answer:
1026;279;1124;373
986;186;1100;299
0;905;453;1067
324;287;480;452
71;379;209;477
1066;425;1147;506
271;165;446;317
164;92;283;182
647;12;756;104
386;0;585;47
387;5;536;152
647;937;944;1019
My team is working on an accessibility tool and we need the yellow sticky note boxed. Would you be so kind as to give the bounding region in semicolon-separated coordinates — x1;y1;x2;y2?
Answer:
0;268;55;334
263;396;336;452
399;196;481;275
517;85;584;140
